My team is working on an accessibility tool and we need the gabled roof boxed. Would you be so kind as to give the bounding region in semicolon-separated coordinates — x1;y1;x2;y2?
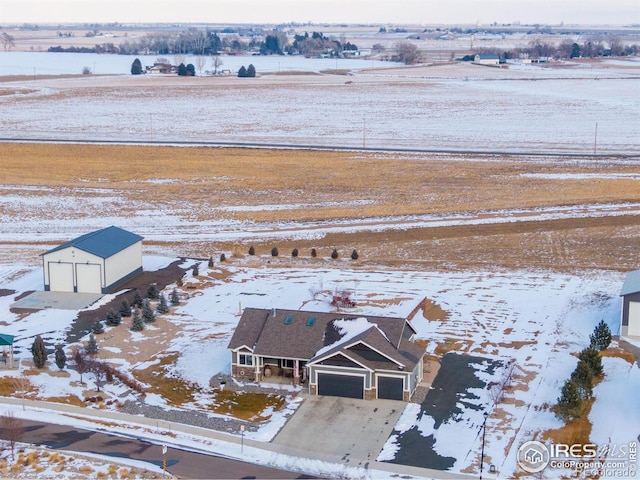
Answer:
42;226;143;259
621;269;640;296
476;53;500;60
227;308;422;369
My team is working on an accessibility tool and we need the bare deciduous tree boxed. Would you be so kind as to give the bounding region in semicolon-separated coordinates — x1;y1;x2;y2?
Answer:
0;412;24;461
1;32;15;52
211;56;223;75
393;41;421;65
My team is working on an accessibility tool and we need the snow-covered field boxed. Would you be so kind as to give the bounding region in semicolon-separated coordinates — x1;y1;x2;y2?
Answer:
0;255;638;478
1;53;639;153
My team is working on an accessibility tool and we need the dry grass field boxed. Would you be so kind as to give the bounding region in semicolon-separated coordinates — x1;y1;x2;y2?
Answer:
2;142;640;272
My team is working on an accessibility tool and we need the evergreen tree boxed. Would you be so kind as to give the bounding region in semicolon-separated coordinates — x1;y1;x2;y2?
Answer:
147;283;159;299
131;58;143;75
555;379;582;422
93;320;105;335
186;63;196;76
177;63;187;76
133;290;143;308
86;333;98;355
171;288;180;306
105;309;122;326
193;262;200;276
292;248;299;257
351;249;359;260
157;293;169;314
131;309;145;331
331;249;339;259
208;256;214;267
311;248;317;258
247;64;256;77
31;335;47;369
142;299;156;323
238;65;248;77
271;247;279;257
570;43;581;58
54;345;66;370
570;360;594;399
589;319;612;351
578;346;603;376
249;246;255;255
119;299;131;317
220;253;226;262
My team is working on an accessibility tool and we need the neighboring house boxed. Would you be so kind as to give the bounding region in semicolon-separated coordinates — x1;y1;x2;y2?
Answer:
620;269;640;337
228;308;425;401
145;62;173;74
474;53;500;66
41;226;143;294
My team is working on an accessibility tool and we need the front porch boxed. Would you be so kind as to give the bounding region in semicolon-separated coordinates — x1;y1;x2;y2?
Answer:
231;350;307;385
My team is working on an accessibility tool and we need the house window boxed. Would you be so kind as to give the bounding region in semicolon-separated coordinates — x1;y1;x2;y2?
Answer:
281;359;294;369
239;354;253;366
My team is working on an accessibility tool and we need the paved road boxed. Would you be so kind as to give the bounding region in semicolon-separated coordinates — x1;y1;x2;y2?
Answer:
0;419;308;479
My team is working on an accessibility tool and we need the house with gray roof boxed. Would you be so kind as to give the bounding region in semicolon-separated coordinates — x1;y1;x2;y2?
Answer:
228;308;425;401
620;269;640;337
41;226;143;294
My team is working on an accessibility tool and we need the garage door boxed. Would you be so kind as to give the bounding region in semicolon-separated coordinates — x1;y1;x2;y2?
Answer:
48;262;74;292
76;263;102;293
318;373;364;399
378;376;404;400
628;302;640;336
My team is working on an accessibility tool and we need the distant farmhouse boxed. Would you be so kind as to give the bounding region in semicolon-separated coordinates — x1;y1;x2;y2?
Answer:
228;308;424;401
620;269;640;337
474;53;500;66
41;226;143;294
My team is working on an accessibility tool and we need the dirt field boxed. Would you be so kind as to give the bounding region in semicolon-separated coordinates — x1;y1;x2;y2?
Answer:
2;142;640;273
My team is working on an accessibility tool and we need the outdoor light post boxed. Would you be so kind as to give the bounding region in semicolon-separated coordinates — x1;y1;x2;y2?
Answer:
480;411;489;479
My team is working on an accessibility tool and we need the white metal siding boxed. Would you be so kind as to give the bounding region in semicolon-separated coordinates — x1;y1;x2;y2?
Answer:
48;262;74;292
104;241;142;288
76;263;102;293
628;301;640;336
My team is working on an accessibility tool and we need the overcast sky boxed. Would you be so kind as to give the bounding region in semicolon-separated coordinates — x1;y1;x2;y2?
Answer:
1;0;638;25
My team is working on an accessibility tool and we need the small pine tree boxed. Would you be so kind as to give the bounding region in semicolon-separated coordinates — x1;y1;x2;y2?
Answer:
351;249;359;260
93;321;105;334
555;379;582;422
171;288;180;306
31;335;47;369
220;253;226;262
119;299;131;317
131;309;145;332
147;283;159;299
142;299;156;323
331;249;339;259
238;65;248;77
311;248;317;258
157;293;169;314
589;319;612;351
247;64;256;77
208;256;214;268
249;246;255;255
578;346;603;376
193;263;200;276
54;345;66;370
86;333;98;355
131;58;143;75
292;248;299;257
271;247;279;257
570;360;594;399
133;290;143;308
105;309;122;326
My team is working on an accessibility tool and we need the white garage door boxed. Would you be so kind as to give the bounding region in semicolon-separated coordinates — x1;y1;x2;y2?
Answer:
76;263;102;294
628;302;640;336
48;262;74;292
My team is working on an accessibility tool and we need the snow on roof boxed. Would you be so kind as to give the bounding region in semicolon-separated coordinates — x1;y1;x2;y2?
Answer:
42;226;143;259
314;317;389;358
620;269;640;296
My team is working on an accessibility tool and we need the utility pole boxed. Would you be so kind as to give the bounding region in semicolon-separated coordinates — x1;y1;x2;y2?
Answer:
480;411;488;479
594;122;598;154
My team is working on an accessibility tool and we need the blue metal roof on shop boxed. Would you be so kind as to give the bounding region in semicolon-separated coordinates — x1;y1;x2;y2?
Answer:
0;334;14;346
620;269;640;296
42;226;143;259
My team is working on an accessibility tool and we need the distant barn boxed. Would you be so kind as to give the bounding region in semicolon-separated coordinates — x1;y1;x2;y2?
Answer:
41;226;143;294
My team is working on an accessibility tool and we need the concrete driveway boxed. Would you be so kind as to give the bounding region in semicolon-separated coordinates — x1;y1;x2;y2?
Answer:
11;291;103;310
272;393;405;468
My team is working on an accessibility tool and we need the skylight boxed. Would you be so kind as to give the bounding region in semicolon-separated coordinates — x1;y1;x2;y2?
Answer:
284;315;293;325
307;316;316;326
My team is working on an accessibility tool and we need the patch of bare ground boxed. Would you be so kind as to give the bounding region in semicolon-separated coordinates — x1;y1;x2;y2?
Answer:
421;298;450;321
600;346;636;364
3;143;640;272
